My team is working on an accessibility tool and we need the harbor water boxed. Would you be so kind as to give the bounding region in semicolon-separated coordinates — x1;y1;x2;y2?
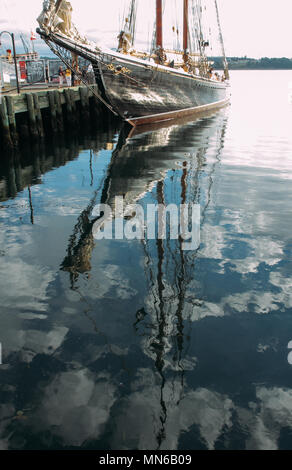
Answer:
0;70;292;450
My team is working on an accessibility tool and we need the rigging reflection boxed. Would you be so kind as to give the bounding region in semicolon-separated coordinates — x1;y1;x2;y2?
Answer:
131;115;227;449
60;108;228;448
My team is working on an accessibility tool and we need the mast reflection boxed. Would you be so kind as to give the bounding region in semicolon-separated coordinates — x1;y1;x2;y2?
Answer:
60;109;228;448
128;113;227;449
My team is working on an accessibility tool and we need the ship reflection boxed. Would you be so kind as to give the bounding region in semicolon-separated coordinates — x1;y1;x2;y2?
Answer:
131;115;226;449
60;109;228;449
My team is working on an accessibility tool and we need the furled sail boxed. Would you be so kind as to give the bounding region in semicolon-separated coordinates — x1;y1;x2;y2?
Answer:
37;0;86;43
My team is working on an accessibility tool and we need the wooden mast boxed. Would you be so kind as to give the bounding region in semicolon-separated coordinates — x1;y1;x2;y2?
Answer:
183;0;189;68
183;0;188;53
156;0;163;49
155;0;165;64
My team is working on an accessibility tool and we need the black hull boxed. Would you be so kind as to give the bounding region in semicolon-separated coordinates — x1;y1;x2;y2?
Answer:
96;52;230;124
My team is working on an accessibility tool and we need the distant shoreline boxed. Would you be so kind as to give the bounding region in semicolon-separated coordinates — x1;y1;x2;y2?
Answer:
211;57;292;70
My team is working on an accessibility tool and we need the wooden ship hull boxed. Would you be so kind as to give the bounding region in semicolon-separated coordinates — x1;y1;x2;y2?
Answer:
95;51;230;126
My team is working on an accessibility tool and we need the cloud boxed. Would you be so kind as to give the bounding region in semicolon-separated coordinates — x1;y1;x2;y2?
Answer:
237;387;292;450
0;258;54;312
33;369;117;446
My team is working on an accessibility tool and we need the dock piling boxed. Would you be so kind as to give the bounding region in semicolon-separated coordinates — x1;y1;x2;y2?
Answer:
0;97;13;150
33;94;45;139
48;91;58;134
5;95;18;146
0;85;105;153
26;93;38;141
53;90;64;133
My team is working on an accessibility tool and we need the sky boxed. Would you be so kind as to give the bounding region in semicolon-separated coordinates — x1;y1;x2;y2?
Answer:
0;0;292;59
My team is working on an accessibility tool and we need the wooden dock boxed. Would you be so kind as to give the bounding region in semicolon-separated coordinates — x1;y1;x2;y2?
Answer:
0;85;104;152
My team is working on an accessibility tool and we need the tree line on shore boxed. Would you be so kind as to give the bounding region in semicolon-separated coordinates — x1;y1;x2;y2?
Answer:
211;56;292;70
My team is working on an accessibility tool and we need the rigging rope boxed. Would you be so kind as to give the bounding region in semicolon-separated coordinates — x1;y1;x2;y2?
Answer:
44;37;118;115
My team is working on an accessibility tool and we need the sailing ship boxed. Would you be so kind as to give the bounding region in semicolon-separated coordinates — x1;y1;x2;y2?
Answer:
37;0;230;126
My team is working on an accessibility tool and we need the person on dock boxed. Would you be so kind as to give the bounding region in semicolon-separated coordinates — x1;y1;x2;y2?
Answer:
58;66;65;86
65;68;72;86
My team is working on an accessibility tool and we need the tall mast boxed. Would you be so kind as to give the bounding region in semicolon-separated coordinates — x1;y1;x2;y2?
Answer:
214;0;229;79
129;0;137;45
117;0;137;53
156;0;163;49
183;0;189;68
183;0;188;53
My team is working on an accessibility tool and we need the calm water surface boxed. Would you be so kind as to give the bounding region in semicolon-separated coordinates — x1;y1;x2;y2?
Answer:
0;71;292;450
